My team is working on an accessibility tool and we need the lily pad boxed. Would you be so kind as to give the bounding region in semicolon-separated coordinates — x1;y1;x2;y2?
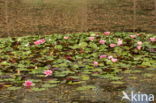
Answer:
76;85;96;91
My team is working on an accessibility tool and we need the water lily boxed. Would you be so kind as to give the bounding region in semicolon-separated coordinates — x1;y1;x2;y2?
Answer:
93;61;99;66
88;37;95;41
130;35;136;38
108;56;113;59
23;80;34;87
34;39;46;45
99;40;106;44
99;55;107;59
136;41;143;50
117;39;123;46
110;44;116;48
43;70;53;77
64;36;69;39
137;41;143;45
104;32;111;35
111;58;118;62
137;45;142;50
150;37;156;42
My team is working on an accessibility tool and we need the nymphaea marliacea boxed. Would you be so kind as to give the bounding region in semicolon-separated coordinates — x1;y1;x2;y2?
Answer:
64;36;69;39
117;39;123;46
150;37;156;42
43;70;53;77
136;41;143;50
23;80;34;87
88;37;95;41
104;32;111;36
99;40;106;44
130;35;137;39
111;58;118;62
93;61;99;66
137;45;142;50
110;43;116;48
137;41;143;45
99;55;107;59
108;56;113;60
34;39;46;45
107;56;118;62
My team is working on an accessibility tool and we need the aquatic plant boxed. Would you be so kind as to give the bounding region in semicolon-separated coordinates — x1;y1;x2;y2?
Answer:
104;32;111;36
43;70;53;77
23;80;34;87
34;39;46;45
99;40;106;44
0;32;155;91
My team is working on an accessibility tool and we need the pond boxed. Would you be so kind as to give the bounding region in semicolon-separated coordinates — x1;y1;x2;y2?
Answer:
0;0;156;37
0;68;156;103
0;32;155;103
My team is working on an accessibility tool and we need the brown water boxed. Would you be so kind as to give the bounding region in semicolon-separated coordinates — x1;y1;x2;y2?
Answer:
0;0;156;37
0;68;156;103
0;1;156;102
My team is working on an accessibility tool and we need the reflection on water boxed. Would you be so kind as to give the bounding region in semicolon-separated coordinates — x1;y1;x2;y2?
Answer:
0;0;155;37
0;68;156;103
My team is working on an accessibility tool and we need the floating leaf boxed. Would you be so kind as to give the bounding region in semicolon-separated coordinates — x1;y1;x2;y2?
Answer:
42;84;57;88
48;80;60;84
78;42;88;48
81;75;90;81
32;87;46;91
76;85;96;91
7;87;21;91
143;73;154;77
111;81;124;85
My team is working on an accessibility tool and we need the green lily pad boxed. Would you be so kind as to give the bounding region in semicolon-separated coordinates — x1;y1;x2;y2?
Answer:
42;84;57;88
32;87;46;91
76;85;96;91
111;81;125;85
7;87;21;91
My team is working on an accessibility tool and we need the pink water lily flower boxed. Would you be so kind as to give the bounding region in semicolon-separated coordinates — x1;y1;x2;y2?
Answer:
117;39;123;46
23;80;34;87
137;41;143;45
111;58;118;62
150;37;156;42
137;45;142;50
89;37;95;41
130;35;136;39
104;32;111;36
64;36;69;39
93;61;99;66
44;70;53;77
34;39;46;45
99;55;107;59
99;40;106;44
110;44;116;48
108;56;113;59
